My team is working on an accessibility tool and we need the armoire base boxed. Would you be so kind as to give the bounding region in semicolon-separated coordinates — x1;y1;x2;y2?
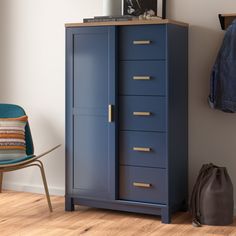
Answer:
65;196;188;224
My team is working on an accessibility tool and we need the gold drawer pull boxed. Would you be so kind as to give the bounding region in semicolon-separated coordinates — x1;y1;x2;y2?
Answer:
133;76;151;80
133;182;152;188
133;40;151;45
108;104;113;123
133;112;151;116
133;147;151;152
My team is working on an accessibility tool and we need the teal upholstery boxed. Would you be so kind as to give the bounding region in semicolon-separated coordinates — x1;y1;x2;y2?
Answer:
0;104;34;164
0;154;35;165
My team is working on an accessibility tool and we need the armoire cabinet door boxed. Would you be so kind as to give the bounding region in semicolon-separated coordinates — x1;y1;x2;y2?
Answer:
66;27;116;200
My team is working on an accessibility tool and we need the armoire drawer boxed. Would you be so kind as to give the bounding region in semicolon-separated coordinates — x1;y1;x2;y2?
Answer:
119;131;167;168
119;166;167;204
119;25;166;60
119;61;166;96
119;96;167;132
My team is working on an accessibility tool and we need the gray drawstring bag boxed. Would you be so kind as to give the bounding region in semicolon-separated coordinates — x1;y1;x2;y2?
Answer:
190;163;234;226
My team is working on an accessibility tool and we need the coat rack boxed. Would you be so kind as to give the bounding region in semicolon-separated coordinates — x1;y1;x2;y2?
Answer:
219;13;236;30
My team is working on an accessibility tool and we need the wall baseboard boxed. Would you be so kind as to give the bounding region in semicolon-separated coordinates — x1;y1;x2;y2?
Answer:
3;182;65;196
3;182;236;216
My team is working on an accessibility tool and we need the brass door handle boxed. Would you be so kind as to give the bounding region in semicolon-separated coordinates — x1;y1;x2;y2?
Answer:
133;147;151;152
108;104;113;123
133;40;151;45
133;76;151;80
133;182;152;188
133;112;151;116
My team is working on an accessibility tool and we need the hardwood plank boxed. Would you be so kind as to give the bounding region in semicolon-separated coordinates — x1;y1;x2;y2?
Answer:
0;191;235;236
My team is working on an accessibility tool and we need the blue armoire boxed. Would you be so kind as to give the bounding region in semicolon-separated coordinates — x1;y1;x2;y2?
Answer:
65;19;188;223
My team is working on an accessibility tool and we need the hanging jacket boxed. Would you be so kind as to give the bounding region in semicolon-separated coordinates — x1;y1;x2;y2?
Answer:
209;19;236;112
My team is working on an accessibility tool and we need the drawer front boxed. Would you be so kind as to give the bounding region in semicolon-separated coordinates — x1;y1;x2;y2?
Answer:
119;25;166;60
119;131;167;168
119;96;167;132
119;61;166;96
119;166;167;204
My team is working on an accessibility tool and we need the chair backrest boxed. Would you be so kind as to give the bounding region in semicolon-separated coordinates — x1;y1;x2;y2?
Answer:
0;104;34;155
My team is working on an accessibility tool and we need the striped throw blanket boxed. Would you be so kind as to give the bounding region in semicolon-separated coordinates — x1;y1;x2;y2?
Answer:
0;116;28;160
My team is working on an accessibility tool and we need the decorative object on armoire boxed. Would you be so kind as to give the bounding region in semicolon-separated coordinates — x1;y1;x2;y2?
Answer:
123;0;166;18
83;15;134;23
65;19;188;224
103;0;122;16
0;104;61;212
190;163;234;226
219;13;236;30
209;19;236;112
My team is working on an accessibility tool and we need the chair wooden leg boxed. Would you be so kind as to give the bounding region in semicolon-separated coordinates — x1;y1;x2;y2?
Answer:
36;160;53;212
0;172;3;193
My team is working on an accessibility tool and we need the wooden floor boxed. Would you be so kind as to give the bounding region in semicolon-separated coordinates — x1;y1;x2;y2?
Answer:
0;191;235;236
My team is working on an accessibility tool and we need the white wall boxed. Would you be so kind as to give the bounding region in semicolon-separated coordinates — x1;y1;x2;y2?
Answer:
0;0;236;207
167;0;236;208
0;0;102;195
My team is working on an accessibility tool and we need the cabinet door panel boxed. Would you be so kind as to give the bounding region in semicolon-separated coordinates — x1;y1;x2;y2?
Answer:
69;27;116;200
73;117;109;195
74;33;108;109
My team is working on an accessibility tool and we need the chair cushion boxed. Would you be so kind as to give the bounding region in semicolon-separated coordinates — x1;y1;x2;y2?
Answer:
0;154;35;165
0;115;28;160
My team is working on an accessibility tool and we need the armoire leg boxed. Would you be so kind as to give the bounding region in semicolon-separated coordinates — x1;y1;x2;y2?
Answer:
161;208;171;224
65;196;75;211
